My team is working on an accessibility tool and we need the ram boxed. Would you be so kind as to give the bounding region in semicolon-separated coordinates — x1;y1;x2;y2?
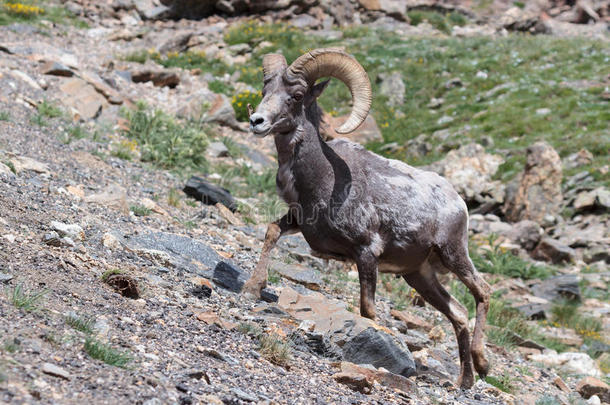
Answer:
242;48;491;388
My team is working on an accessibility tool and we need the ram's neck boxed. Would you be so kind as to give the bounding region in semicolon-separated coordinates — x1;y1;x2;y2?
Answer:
274;102;328;205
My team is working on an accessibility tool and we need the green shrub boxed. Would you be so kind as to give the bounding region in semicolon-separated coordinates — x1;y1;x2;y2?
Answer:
121;102;208;170
470;235;554;280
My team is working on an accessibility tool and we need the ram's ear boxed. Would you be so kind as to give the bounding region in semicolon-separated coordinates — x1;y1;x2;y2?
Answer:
311;79;331;99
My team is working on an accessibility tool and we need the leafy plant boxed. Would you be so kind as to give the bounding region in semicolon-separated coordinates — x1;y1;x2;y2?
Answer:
231;89;262;122
84;337;132;368
60;125;89;144
37;100;62;118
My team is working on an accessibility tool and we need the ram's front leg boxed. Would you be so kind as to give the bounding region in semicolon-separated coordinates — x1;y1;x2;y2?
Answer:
242;213;299;297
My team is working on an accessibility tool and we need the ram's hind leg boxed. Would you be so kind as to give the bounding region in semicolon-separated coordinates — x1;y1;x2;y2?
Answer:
403;268;475;389
438;245;491;378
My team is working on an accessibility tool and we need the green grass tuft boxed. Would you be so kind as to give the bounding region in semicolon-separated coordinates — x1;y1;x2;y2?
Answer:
238;322;262;337
485;373;514;393
100;269;123;282
130;204;152;217
65;314;95;335
84;337;132;368
6;283;46;312
0;111;9;121
258;334;291;366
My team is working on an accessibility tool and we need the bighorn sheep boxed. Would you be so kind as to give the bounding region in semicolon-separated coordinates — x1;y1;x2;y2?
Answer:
242;48;491;388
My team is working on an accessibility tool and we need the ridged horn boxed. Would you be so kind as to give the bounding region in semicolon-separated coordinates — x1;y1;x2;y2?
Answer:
262;54;287;80
286;48;372;134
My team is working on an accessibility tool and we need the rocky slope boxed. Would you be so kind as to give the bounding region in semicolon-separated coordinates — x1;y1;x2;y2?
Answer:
0;1;609;404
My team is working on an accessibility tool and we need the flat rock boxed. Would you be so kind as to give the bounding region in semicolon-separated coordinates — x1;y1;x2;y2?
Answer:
531;274;580;302
340;361;417;394
9;155;50;175
131;69;180;88
41;363;70;380
378;71;405;107
0;272;13;282
272;261;323;291
119;231;224;278
333;371;372;393
50;221;85;241
58;77;107;120
85;184;129;214
576;377;610;402
176;89;241;130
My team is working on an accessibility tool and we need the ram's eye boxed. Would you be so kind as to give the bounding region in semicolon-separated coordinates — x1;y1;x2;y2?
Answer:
293;92;304;101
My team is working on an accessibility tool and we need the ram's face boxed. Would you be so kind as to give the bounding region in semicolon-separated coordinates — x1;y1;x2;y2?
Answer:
249;71;307;137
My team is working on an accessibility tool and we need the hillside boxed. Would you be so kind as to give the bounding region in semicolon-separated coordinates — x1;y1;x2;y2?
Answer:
0;1;609;404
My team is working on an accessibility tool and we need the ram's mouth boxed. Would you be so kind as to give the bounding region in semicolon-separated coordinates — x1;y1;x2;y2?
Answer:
250;125;271;137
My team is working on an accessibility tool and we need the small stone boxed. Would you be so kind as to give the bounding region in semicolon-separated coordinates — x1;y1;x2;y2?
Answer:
445;77;463;89
554;376;571;393
476;71;488;79
212;261;247;293
427;97;444;109
428;325;445;343
43;231;62;247
0;272;13;283
206;141;229;158
536;108;551;116
40;61;73;77
260;287;279;303
390;309;432;331
51;221;85;241
102;233;121;250
41;363;70;380
230;388;257;402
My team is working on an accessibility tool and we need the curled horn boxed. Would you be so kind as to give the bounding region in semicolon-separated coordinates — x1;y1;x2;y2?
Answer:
262;54;287;80
286;48;372;134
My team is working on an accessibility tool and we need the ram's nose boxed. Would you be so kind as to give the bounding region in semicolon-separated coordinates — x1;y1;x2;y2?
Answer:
249;112;270;136
249;113;265;128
